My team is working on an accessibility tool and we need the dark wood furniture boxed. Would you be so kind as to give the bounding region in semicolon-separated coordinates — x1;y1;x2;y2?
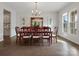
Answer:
21;27;32;45
31;17;43;27
15;26;52;45
15;27;21;44
41;27;52;44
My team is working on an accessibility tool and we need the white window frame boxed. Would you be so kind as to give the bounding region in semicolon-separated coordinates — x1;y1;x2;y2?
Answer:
69;9;77;35
62;12;68;33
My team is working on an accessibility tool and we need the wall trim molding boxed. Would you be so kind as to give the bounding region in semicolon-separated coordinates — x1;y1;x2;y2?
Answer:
58;35;79;46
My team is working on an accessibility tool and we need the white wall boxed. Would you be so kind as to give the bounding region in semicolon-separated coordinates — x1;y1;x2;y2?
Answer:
58;2;79;45
16;12;58;31
0;3;16;41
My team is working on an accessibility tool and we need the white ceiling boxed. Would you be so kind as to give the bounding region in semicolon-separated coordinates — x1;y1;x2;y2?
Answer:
5;2;71;14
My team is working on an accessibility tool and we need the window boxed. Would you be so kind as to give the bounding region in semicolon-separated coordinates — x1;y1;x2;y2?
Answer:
62;12;68;32
47;18;52;27
69;10;77;34
62;9;77;34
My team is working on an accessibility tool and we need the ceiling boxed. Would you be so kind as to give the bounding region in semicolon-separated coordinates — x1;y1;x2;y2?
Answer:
5;2;71;14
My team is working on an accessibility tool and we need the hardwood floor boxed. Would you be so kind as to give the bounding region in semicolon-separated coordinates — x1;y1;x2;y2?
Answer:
0;36;79;56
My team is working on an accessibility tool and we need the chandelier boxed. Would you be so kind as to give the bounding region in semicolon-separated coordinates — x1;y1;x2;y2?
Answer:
32;2;41;16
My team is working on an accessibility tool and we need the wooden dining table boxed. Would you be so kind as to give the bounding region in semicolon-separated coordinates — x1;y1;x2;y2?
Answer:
16;26;53;45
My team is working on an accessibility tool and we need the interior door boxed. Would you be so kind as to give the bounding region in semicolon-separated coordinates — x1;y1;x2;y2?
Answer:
3;9;11;45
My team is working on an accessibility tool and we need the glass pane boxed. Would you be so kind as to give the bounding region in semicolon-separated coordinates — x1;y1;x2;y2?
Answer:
70;10;77;34
62;13;68;32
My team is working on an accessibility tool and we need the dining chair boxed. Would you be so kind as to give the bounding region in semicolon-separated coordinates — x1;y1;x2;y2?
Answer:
31;28;42;45
52;27;58;43
21;27;32;45
15;27;21;44
42;27;52;45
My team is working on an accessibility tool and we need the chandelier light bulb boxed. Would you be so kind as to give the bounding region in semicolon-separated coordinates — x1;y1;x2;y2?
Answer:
32;2;41;16
36;9;38;13
32;10;34;13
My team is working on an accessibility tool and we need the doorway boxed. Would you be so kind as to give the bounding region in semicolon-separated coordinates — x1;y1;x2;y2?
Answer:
3;9;11;45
